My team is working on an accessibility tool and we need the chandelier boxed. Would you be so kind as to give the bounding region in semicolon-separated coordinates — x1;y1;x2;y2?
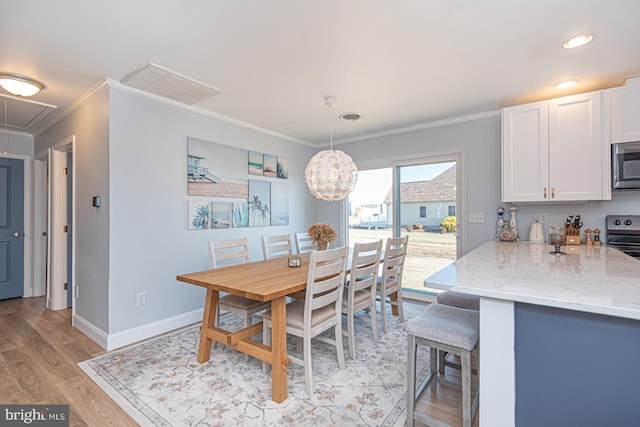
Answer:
305;96;358;201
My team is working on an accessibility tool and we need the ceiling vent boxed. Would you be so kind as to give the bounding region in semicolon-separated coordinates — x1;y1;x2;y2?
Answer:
120;63;221;105
340;112;364;122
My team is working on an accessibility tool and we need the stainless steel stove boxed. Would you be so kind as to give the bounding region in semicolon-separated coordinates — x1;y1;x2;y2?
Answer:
606;215;640;259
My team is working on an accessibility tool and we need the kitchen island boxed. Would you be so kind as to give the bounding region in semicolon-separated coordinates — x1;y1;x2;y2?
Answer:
425;241;640;427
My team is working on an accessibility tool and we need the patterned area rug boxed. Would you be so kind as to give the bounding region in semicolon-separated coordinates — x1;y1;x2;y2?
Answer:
79;302;428;426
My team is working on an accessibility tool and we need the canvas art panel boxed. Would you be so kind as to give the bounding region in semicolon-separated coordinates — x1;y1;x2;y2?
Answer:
188;201;210;230
211;202;232;229
187;137;249;198
263;153;277;177
277;156;289;179
270;181;289;226
248;180;271;227
232;202;249;228
248;151;263;176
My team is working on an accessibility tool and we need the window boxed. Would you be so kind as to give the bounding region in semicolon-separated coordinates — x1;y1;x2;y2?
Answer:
420;206;426;218
448;205;456;217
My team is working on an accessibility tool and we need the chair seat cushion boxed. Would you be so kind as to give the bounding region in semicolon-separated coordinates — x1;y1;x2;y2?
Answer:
436;290;480;311
219;294;267;310
406;303;479;351
263;300;337;330
342;288;373;308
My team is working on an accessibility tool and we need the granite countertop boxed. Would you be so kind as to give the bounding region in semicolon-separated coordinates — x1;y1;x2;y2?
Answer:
424;241;640;320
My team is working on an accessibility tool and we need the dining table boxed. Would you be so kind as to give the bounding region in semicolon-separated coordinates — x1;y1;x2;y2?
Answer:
176;247;396;403
176;253;313;403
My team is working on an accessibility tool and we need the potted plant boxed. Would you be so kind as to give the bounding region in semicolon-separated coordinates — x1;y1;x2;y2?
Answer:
307;223;337;250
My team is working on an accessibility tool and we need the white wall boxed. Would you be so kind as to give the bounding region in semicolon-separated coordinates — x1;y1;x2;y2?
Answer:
0;130;34;157
107;86;318;334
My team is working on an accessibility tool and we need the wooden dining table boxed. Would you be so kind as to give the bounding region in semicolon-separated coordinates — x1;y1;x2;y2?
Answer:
176;253;313;403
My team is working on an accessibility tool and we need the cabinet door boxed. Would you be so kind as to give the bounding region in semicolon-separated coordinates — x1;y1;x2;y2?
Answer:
548;91;603;201
502;101;549;202
611;82;640;143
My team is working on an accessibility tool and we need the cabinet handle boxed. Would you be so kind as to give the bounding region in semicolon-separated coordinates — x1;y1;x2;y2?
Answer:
551;186;555;199
544;187;547;199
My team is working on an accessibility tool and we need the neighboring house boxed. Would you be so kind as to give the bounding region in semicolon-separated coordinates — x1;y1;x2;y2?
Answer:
384;165;456;229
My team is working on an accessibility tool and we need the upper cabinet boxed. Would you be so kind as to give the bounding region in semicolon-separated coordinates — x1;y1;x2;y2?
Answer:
611;78;640;144
502;90;611;202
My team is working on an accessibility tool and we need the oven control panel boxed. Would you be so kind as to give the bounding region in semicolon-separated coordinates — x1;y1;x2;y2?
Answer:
606;215;640;232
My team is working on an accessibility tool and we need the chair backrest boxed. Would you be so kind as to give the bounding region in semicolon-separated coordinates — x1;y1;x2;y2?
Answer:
348;239;383;294
379;235;409;293
304;246;349;325
208;238;250;269
295;232;315;254
261;234;294;259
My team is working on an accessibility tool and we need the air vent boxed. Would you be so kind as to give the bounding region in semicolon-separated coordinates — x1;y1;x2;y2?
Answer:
340;112;364;122
121;63;221;105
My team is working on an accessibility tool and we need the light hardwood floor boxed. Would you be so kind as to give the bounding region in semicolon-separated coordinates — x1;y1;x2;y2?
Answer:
0;296;137;426
1;296;477;427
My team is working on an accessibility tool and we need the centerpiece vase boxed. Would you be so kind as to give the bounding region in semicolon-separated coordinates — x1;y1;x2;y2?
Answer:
317;242;328;251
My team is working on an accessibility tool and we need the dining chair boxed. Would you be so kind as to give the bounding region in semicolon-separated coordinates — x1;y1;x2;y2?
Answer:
208;238;270;359
342;239;383;359
294;232;315;254
263;246;349;396
261;234;294;259
377;235;409;334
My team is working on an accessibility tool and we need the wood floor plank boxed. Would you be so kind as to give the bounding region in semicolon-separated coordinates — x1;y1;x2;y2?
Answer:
2;347;52;403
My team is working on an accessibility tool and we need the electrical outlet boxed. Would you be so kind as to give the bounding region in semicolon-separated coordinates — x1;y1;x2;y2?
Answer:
136;292;146;306
539;213;548;224
469;212;485;223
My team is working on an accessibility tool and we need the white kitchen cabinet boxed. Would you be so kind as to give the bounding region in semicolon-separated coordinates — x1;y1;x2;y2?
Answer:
502;90;609;202
611;78;640;144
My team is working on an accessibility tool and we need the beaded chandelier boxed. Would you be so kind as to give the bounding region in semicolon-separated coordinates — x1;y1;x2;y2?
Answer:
304;96;358;201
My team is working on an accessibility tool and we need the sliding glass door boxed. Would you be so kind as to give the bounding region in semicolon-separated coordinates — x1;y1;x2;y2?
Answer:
348;158;460;295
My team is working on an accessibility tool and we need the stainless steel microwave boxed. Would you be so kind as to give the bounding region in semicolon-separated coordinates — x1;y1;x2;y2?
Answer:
613;142;640;190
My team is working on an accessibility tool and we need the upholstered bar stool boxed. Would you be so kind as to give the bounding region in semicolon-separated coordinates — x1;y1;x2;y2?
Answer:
436;290;480;375
407;303;479;427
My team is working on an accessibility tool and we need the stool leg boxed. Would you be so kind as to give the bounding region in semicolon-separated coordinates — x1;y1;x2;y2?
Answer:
429;346;438;392
461;349;472;427
438;350;446;375
407;334;417;427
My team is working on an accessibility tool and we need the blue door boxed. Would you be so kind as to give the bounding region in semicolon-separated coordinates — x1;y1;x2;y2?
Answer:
0;158;24;300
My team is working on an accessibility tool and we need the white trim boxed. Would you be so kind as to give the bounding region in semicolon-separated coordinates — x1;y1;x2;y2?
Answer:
106;308;204;351
0;153;33;298
479;297;515;427
73;313;109;349
33;159;47;296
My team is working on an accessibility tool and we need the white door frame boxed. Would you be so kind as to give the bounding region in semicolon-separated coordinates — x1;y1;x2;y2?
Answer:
0;152;33;298
37;136;76;312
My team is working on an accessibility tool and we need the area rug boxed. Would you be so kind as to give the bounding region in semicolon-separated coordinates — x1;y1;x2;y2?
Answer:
79;303;428;427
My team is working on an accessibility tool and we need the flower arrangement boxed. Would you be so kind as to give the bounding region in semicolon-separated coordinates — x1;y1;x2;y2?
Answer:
307;223;337;248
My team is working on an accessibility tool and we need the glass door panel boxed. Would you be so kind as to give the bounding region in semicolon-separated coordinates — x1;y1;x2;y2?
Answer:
347;168;392;246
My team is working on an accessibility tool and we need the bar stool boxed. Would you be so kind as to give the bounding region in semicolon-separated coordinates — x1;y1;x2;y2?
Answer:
436;290;480;375
407;303;479;427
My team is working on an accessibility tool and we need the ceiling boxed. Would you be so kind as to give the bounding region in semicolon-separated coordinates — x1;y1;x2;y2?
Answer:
2;0;640;146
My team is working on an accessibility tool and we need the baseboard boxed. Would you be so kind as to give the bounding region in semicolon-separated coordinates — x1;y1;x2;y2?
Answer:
74;308;204;351
106;308;204;350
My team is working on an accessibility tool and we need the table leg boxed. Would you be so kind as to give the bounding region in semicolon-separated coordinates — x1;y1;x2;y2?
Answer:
391;291;399;316
197;288;219;363
270;296;287;403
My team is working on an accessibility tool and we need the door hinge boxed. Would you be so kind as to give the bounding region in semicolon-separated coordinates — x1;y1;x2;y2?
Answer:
64;282;68;290
64;167;68;175
63;225;68;233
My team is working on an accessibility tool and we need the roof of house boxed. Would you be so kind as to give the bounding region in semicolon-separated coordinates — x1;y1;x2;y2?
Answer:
383;165;456;204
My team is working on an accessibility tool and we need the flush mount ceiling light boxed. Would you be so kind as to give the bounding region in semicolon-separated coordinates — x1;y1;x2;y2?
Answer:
304;96;358;201
554;79;579;89
0;73;44;97
562;34;594;49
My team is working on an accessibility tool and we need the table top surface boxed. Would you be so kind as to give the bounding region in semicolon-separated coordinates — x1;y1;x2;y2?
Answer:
177;253;312;302
424;241;640;320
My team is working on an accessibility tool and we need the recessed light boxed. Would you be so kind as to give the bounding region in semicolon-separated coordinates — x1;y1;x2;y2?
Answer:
0;73;44;97
554;79;579;89
563;34;594;49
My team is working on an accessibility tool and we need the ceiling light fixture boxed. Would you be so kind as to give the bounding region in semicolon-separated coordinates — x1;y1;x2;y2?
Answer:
0;73;44;97
304;96;358;201
562;34;594;49
554;79;579;89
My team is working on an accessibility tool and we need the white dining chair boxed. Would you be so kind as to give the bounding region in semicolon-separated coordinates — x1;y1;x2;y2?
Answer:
263;246;349;396
342;239;383;359
261;234;294;259
208;238;270;359
377;235;409;334
294;232;315;254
